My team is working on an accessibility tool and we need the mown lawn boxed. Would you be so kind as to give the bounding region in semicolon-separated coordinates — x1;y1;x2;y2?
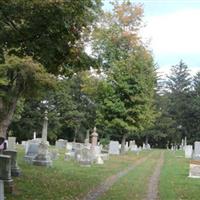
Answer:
160;150;200;200
6;146;151;200
99;150;162;200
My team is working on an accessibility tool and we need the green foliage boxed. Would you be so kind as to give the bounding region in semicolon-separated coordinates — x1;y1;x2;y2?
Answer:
0;0;102;73
89;1;157;142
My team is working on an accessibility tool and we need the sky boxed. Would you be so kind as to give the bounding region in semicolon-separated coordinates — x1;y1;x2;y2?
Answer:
102;0;200;76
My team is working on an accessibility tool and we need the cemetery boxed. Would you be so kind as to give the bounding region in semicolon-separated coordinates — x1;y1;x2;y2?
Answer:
1;0;200;200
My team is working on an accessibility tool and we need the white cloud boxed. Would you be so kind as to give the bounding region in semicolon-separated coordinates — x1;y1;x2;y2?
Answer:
142;9;200;54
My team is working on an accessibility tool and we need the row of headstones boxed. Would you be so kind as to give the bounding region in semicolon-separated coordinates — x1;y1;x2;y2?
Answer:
109;141;151;155
0;137;21;200
183;142;200;178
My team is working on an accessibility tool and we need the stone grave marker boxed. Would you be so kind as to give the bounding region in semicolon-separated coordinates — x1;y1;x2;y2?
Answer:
185;145;193;159
55;139;67;149
193;141;200;160
0;180;4;200
189;160;200;178
109;141;120;155
78;148;93;166
33;110;52;167
7;137;16;151
24;141;39;163
3;150;21;176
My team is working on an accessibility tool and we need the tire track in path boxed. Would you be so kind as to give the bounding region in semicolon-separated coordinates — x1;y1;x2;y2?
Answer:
143;151;164;200
82;154;151;200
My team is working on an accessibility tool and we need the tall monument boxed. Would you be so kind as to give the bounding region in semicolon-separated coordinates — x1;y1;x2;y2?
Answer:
33;110;52;167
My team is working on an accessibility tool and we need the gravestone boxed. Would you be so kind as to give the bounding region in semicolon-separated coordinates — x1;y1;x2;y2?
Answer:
193;141;200;160
109;141;120;155
3;150;21;176
84;130;90;144
185;145;193;159
55;139;67;149
66;142;73;151
24;141;39;163
0;155;13;193
189;160;200;178
7;137;16;151
33;132;36;140
0;180;4;200
96;155;104;165
91;127;98;149
33;111;52;167
78;148;93;166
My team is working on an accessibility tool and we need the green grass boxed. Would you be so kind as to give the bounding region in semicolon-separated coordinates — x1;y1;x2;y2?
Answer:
99;150;162;200
6;146;151;200
160;150;200;200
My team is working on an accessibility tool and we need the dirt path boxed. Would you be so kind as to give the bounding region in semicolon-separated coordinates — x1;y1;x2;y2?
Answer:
144;151;164;200
82;155;150;200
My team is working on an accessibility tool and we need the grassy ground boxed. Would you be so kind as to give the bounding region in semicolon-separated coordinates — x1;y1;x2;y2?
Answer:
99;150;161;200
6;146;151;200
160;150;200;200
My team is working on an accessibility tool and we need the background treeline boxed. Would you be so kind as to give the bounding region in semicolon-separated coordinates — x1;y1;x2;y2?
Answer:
1;1;200;149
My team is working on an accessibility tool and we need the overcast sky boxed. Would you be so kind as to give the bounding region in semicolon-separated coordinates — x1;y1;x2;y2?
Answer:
103;0;200;75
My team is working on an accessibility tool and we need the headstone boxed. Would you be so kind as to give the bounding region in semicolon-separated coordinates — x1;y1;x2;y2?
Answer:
193;141;200;160
109;141;120;155
84;130;90;144
189;160;200;178
33;110;52;167
55;139;67;149
91;127;98;148
184;137;187;147
33;132;36;140
96;155;104;165
78;148;93;166
66;142;73;151
32;142;52;167
185;145;193;159
24;141;39;163
142;143;146;150
0;155;13;183
0;180;4;200
3;150;21;176
7;137;16;151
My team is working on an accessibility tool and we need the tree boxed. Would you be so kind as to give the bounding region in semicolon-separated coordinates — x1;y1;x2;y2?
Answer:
89;0;156;152
0;0;102;137
0;56;53;137
166;61;192;141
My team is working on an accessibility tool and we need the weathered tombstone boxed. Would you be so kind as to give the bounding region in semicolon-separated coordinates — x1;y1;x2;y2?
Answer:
7;137;16;151
142;143;146;150
0;155;13;192
109;141;120;155
55;139;67;149
78;148;93;166
91;127;98;149
193;141;200;160
33;110;52;167
84;130;90;144
3;150;21;176
33;132;36;140
96;155;104;165
189;160;200;178
24;141;39;163
185;145;193;159
0;180;4;200
66;142;73;151
125;142;129;152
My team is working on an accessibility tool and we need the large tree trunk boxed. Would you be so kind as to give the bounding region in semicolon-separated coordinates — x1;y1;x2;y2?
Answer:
121;134;127;154
0;97;18;138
